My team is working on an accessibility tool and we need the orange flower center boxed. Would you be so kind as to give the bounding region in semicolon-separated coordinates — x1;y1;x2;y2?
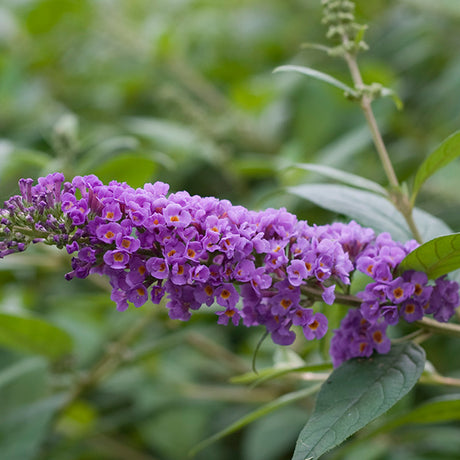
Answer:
372;331;383;343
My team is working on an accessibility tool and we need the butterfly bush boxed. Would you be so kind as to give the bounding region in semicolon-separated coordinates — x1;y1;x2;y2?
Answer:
1;173;458;366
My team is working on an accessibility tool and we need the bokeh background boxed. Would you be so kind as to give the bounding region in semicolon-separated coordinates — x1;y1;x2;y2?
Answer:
1;1;460;459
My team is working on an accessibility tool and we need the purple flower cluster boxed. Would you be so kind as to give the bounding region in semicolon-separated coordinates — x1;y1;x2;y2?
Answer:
330;233;460;366
1;174;459;366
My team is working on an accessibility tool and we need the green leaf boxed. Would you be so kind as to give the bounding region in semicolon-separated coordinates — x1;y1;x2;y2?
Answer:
0;394;67;460
287;184;411;242
92;153;158;189
399;232;460;279
243;407;310;460
190;383;322;457
78;136;140;173
287;184;452;242
0;312;73;360
0;356;66;460
291;163;387;195
411;130;460;205
365;394;460;438
0;357;48;414
412;207;453;242
402;0;460;17
273;65;357;97
291;343;425;460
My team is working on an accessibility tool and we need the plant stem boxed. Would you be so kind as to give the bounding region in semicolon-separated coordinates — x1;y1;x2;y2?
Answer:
342;48;424;243
415;317;460;338
343;51;399;189
301;284;362;307
302;284;460;338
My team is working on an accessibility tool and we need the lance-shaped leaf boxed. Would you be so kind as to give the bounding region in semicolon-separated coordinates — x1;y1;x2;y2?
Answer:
190;384;322;457
291;163;387;196
273;65;358;97
287;184;410;242
363;394;460;439
411;130;460;205
287;183;452;242
399;232;460;279
0;312;73;360
292;342;425;460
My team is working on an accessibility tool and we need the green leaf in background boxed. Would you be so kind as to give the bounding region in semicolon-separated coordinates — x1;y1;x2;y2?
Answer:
91;153;158;189
0;356;66;460
0;357;48;414
0;312;73;360
287;184;411;242
364;394;460;439
412;207;453;242
190;383;322;457
291;163;387;196
411;130;460;205
399;233;460;279
273;65;358;97
287;184;452;242
402;0;460;17
291;342;426;460
78;136;140;173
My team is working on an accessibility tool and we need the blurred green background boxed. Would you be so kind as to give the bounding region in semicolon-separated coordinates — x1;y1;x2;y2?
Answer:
1;1;460;459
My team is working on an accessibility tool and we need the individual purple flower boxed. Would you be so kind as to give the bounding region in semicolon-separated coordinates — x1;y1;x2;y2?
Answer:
233;259;256;283
127;284;148;308
368;323;391;354
170;262;189;286
166;299;192;321
67;199;89;225
270;319;296;346
111;288;129;312
400;299;424;322
287;259;309;286
321;285;336;305
66;241;79;254
301;312;328;340
163;203;191;228
215;284;239;309
145;257;169;279
126;257;148;285
103;250;130;269
115;234;140;253
217;306;242;326
430;277;460;322
102;203;122;221
96;223;123;244
386;277;415;304
194;283;216;306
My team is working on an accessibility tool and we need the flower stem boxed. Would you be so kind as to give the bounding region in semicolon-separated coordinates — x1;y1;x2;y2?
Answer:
342;47;423;243
415;317;460;338
343;50;399;189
